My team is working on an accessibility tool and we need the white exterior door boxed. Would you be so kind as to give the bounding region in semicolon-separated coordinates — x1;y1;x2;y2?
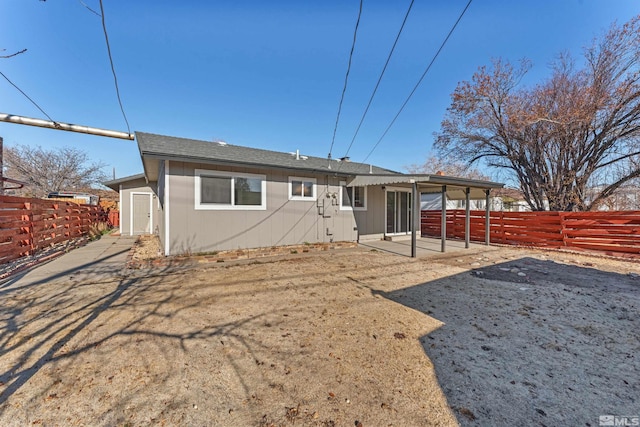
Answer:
131;193;152;235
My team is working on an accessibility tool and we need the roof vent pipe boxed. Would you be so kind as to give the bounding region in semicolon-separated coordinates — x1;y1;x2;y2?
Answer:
369;164;372;174
296;149;300;160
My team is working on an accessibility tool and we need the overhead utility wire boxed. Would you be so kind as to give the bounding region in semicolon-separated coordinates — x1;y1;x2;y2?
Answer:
340;0;415;163
99;0;131;135
327;0;363;160
361;0;473;164
79;0;101;17
0;48;27;59
0;70;57;123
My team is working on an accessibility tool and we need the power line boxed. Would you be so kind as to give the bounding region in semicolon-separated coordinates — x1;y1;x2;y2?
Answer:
0;70;57;123
0;48;27;59
98;0;131;135
0;48;55;121
361;0;473;165
328;0;363;160
340;0;415;163
79;0;101;17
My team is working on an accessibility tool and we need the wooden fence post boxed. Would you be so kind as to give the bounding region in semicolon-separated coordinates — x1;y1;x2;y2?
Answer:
22;202;35;256
559;212;567;248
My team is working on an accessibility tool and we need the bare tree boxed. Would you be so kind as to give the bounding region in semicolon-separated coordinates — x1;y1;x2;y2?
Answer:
406;155;490;180
5;144;107;197
435;16;640;211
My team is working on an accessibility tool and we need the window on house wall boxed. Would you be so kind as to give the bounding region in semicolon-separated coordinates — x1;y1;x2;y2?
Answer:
195;169;266;210
340;182;367;210
288;177;316;200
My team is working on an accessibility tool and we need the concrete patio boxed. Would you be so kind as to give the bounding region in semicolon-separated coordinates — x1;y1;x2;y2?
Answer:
358;236;496;257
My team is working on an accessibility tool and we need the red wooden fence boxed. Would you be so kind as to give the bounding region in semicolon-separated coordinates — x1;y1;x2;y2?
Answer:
0;195;111;265
108;210;120;228
421;210;640;257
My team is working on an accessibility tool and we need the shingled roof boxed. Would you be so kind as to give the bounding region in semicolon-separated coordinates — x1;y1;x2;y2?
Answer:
136;132;397;180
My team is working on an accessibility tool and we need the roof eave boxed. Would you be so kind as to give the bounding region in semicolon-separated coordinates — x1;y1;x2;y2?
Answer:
103;173;147;191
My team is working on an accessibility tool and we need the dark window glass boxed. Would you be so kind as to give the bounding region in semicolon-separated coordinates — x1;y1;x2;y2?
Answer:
291;180;303;197
235;177;262;205
201;176;231;204
342;186;352;207
353;187;365;208
303;181;314;197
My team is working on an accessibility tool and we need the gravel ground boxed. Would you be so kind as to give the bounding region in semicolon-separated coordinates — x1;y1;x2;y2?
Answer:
0;239;637;426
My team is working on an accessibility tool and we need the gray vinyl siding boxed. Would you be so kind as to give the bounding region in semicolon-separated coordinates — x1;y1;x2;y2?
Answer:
352;185;386;238
165;161;358;255
119;178;158;236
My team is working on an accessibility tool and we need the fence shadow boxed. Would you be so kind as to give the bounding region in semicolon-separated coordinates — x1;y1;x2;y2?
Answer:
377;257;640;426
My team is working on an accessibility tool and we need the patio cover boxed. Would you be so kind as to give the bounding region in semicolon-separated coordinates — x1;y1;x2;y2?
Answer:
346;174;505;257
346;174;504;199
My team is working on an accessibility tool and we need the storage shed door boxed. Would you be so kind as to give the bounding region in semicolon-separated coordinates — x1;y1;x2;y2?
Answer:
132;193;152;235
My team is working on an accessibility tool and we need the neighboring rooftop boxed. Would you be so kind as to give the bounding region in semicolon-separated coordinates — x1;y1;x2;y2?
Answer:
136;132;397;181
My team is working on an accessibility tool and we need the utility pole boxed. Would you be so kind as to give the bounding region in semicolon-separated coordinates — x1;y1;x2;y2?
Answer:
0;113;134;140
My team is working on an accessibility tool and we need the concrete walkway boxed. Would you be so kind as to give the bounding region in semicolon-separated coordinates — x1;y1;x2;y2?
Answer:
4;234;136;289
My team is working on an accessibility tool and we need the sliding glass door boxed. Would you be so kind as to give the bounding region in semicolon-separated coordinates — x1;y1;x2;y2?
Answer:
386;190;412;235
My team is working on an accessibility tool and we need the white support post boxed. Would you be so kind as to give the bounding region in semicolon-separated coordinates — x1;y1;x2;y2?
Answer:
441;185;447;253
485;189;491;245
465;187;471;249
411;182;418;258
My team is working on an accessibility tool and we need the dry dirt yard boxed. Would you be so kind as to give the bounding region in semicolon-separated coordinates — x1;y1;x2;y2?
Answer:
0;238;638;426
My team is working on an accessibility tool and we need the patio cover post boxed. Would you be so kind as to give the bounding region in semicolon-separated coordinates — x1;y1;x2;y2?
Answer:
411;181;418;258
441;185;447;252
465;187;471;249
485;189;491;245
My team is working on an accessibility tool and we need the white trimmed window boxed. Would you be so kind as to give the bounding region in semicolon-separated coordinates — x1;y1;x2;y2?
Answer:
340;181;367;211
288;176;316;201
195;169;266;210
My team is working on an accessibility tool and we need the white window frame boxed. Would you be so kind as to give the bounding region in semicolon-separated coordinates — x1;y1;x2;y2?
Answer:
195;169;267;210
288;176;317;201
339;181;367;211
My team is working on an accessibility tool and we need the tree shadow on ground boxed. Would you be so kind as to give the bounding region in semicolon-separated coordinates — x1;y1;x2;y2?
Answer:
378;257;640;426
0;256;291;415
0;250;448;426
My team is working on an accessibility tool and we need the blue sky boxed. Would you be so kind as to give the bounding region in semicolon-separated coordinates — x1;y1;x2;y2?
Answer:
1;1;638;180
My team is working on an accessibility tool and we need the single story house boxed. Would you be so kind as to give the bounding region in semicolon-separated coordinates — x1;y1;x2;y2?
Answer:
105;132;504;257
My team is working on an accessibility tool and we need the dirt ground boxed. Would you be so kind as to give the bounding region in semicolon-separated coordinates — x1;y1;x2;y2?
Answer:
0;237;638;426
